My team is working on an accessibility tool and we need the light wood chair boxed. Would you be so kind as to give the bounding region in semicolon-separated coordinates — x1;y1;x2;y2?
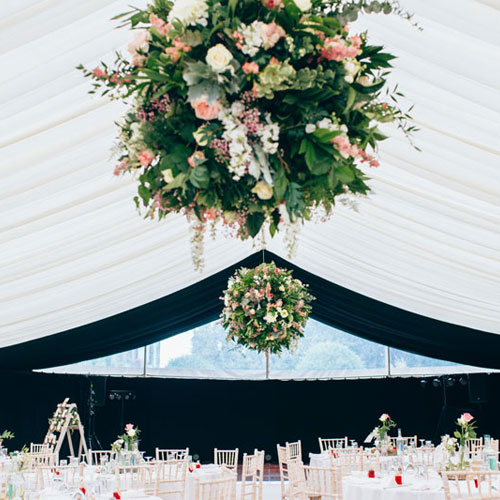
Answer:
214;448;239;471
467;438;484;457
389;435;418;448
288;459;343;500
286;441;302;461
241;449;264;500
30;443;52;454
115;465;145;491
193;467;237;500
155;457;189;499
277;444;290;500
328;449;364;475
156;448;189;461
90;449;116;465
441;470;500;499
319;438;348;452
29;451;57;469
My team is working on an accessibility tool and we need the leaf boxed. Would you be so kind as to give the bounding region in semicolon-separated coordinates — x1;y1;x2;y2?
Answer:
285;182;303;210
165;172;189;190
189;165;210;189
327;169;338;190
138;185;150;206
313;129;342;143
229;0;238;13
273;165;289;201
246;212;265;238
335;165;355;184
304;140;333;176
345;86;356;112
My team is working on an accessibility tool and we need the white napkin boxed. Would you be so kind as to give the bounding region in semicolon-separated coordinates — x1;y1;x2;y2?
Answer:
381;475;406;488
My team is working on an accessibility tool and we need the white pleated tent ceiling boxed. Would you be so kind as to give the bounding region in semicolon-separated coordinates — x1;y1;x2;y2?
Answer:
1;0;499;352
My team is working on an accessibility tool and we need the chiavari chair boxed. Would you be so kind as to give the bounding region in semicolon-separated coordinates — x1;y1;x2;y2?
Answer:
156;448;190;461
277;444;290;500
214;448;239;471
155;457;188;499
441;470;500;499
467;438;484;457
389;435;418;448
285;441;302;462
90;449;116;466
241;449;264;500
288;459;343;500
193;467;237;500
318;438;348;452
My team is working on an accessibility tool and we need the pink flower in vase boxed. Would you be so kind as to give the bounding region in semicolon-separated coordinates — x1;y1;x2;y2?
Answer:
191;95;222;120
138;149;155;167
461;413;474;423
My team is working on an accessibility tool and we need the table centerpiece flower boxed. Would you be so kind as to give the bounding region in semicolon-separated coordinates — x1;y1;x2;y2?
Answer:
454;412;476;470
119;423;141;452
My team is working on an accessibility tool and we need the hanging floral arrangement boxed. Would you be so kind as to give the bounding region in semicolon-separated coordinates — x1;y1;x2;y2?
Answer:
79;0;416;269
220;261;314;375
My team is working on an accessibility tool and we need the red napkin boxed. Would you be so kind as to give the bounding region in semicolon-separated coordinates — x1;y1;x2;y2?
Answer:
113;493;121;499
80;487;86;495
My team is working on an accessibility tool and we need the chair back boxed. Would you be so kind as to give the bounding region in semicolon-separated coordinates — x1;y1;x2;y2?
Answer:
214;448;239;471
285;441;302;461
318;438;348;452
241;449;265;500
289;459;343;500
389;435;418;448
277;444;289;500
156;458;189;498
193;468;237;500
441;470;500;499
156;448;189;461
90;449;116;465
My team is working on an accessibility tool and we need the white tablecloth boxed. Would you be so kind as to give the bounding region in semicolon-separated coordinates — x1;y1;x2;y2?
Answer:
343;475;444;500
309;452;445;500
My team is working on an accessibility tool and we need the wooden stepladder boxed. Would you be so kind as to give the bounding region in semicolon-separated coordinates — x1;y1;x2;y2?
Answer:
44;398;90;464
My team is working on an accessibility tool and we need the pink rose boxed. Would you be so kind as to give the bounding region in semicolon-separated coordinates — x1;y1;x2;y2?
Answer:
242;62;260;74
165;47;181;62
128;30;151;66
461;413;474;423
124;423;134;431
138;149;155;167
379;413;389;422
188;151;205;167
191;95;222;120
149;13;171;36
204;208;218;221
260;22;286;49
92;67;106;79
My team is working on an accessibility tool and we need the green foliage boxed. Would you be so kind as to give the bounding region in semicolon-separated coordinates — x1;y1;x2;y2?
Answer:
79;0;416;268
221;262;315;355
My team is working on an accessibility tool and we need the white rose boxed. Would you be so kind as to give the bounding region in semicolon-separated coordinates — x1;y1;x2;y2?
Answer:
168;0;209;26
280;310;289;318
127;429;136;437
231;101;245;116
293;0;311;11
162;169;174;183
305;123;316;134
206;44;233;72
264;312;277;323
317;118;333;130
251;181;274;200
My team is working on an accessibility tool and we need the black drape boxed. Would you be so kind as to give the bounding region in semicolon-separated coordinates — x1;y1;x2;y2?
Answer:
2;250;500;370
